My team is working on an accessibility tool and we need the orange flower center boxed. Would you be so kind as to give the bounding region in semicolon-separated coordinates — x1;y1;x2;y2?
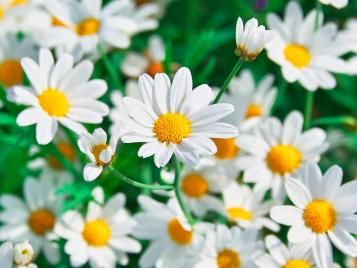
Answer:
181;173;209;198
266;145;301;174
212;138;240;160
28;209;55;235
245;103;263;119
82;219;111;247
0;59;23;87
217;249;241;268
47;143;76;170
167;218;193;245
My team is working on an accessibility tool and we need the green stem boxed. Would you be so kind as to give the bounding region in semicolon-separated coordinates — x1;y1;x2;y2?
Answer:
164;39;172;76
97;44;122;89
213;59;244;104
108;166;173;191
311;116;356;127
173;156;195;226
271;80;287;114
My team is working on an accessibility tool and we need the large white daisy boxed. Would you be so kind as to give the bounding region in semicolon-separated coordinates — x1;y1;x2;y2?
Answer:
11;48;109;145
237;111;328;200
121;67;239;168
270;162;357;268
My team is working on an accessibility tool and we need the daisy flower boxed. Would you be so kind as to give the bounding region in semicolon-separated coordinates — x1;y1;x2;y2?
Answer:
266;1;354;91
237;111;328;200
235;17;272;61
0;241;38;268
319;0;348;9
121;67;239;168
223;182;280;232
12;48;109;145
0;175;63;265
55;189;141;267
78;128;119;182
255;235;315;268
133;195;209;268
195;224;263;268
270;162;357;268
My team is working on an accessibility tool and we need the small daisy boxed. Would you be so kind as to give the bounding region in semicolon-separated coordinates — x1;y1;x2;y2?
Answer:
0;241;38;268
270;162;357;268
55;189;141;267
0;175;63;265
121;67;239;168
133;195;209;268
12;48;109;145
266;1;354;91
319;0;348;8
235;17;272;61
255;235;314;268
223;182;279;232
78;128;119;182
195;224;263;268
237;111;328;200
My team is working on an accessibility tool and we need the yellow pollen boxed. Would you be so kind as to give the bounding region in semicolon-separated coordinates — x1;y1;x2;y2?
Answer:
167;218;193;245
11;0;27;6
48;143;76;170
28;209;55;235
284;44;311;68
76;18;100;36
38;89;70;117
212;138;240;160
217;249;241;268
283;259;311;268
147;62;164;77
0;8;4;21
303;199;336;234
153;113;192;144
0;59;23;87
52;17;66;27
266;145;301;174
91;143;109;166
181;173;209;198
227;207;253;221
245;103;263;119
82;219;111;247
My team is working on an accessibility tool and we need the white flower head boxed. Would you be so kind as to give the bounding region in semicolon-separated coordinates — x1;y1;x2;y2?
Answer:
13;241;35;266
319;0;348;8
78;128;119;181
121;67;239;168
270;162;357;268
235;17;272;61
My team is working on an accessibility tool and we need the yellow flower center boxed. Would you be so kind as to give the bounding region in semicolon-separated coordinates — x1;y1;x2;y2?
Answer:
11;0;27;5
227;207;253;221
303;199;336;234
181;173;209;198
0;59;23;87
38;89;70;117
52;17;66;27
82;219;111;247
28;209;55;235
217;249;241;268
147;62;164;77
283;259;311;268
266;145;301;174
212;138;240;160
0;7;4;21
167;218;193;245
76;18;100;36
91;143;109;166
48;143;76;170
153;113;192;144
284;44;311;68
245;103;263;119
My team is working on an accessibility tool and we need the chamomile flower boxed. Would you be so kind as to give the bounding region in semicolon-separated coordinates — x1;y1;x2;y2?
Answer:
235;17;273;61
237;111;328;200
0;175;63;265
133;195;209;268
13;241;36;267
255;235;314;268
55;190;141;267
121;67;238;168
270;162;357;268
223;182;280;232
319;0;348;9
266;1;354;91
12;48;109;145
78;128;119;182
195;224;263;268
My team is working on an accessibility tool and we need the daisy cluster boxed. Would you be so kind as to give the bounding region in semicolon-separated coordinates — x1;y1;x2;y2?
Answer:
0;0;356;268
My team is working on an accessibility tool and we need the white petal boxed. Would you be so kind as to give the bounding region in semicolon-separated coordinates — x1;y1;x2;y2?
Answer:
83;163;103;181
270;205;303;226
285;178;312;209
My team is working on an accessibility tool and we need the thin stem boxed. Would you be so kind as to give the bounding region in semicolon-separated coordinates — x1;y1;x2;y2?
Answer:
213;59;244;104
108;166;173;191
97;44;122;89
173;156;195;226
311;116;356;127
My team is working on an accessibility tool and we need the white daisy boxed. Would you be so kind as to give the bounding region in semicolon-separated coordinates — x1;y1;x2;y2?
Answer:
11;48;109;145
0;241;38;268
266;1;354;91
195;224;263;268
235;17;272;61
223;182;280;232
237;111;328;200
133;195;209;268
270;162;357;268
55;189;141;268
319;0;348;8
0;175;63;265
255;235;314;268
121;67;239;168
78;128;119;182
